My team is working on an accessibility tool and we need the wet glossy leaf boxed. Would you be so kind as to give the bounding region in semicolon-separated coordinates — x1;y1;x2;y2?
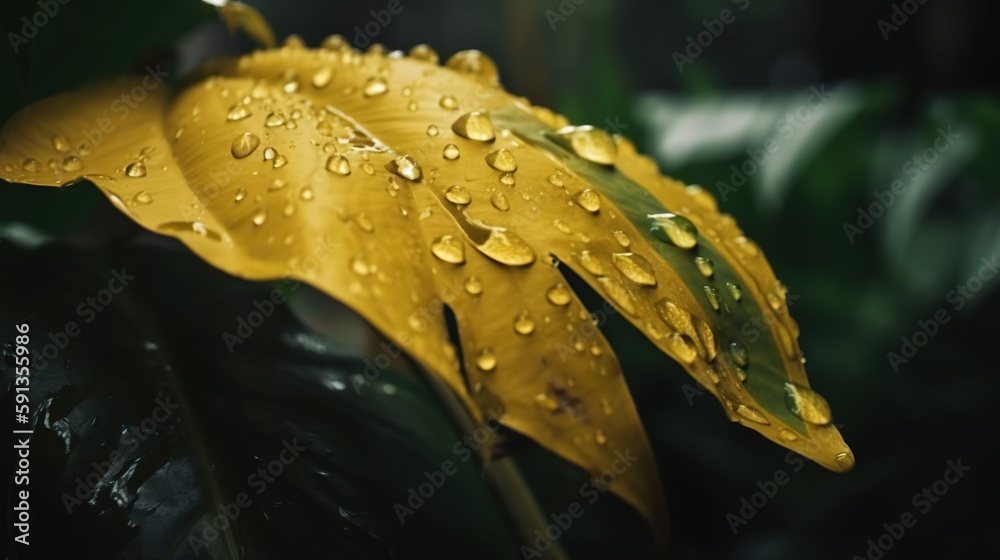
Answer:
0;36;854;545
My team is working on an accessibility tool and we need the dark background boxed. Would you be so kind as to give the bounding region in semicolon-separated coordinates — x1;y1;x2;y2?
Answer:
2;1;999;559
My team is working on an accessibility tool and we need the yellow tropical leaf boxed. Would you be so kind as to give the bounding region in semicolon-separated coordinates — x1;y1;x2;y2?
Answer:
0;35;854;548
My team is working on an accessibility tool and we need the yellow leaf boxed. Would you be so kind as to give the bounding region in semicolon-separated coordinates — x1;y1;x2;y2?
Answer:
0;36;854;549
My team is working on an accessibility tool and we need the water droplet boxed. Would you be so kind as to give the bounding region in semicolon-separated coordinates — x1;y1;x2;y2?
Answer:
22;158;40;173
252;208;267;226
490;192;510;211
439;95;459;110
736;405;770;425
475;228;535;266
695;318;718;362
446;50;499;83
476;348;497;371
52;135;71;152
442;144;461;160
231;132;260;159
546;283;572;306
263;147;277;161
351;255;373;276
464;275;483;295
767;292;785;312
514;311;535;335
499;172;515;186
729;341;749;367
595;430;607;445
265;112;287;127
300;186;315;201
726;282;742;302
547;173;565;187
649;213;698;249
574;250;604;276
227;104;252;121
407;100;419;112
485;149;517;172
445;185;471;205
572;189;601;213
124;162;146;178
534;392;560;411
431;235;466;264
61;155;83;172
269;179;287;192
283;202;297;217
132;191;153;205
409;43;439;63
784;382;832;425
326;154;351;175
664;333;698;364
553;126;617;165
361;162;375;175
452;112;495;142
601;398;614;415
598;277;636;316
272;154;288;168
695;256;714;278
703;286;720;310
777;427;799;442
835;452;855;472
386;155;422;181
611;253;656;286
234;188;247;202
613;230;631;247
312;66;334;88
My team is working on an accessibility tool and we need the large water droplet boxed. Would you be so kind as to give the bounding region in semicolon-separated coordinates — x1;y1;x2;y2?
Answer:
784;382;832;425
227;104;252;121
703;286;720;311
312;66;334;88
363;77;388;97
546;283;572;306
445;185;471;205
445;50;499;84
490;192;510;211
485;149;517;172
612;253;656;286
452;112;495;142
649;213;698;249
572;189;601;213
231;132;260;159
694;256;714;278
726;282;742;302
22;158;41;173
265;112;287;127
387;155;422;181
736;405;770;425
442;144;461;160
464;276;483;295
574;250;604;276
52;135;71;152
729;341;749;367
125;162;146;177
326;154;352;175
430;235;466;264
475;229;535;266
514;311;535;335
61;155;84;172
476;348;498;371
553;126;617;165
